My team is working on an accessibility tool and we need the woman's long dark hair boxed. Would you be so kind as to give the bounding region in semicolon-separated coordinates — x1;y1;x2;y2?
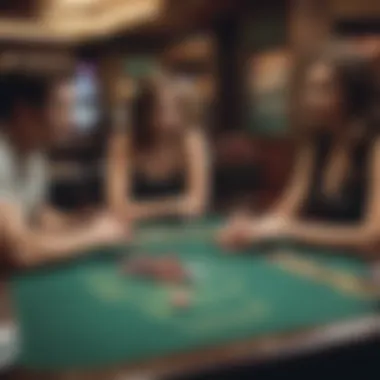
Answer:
130;77;159;151
336;55;377;126
130;75;201;151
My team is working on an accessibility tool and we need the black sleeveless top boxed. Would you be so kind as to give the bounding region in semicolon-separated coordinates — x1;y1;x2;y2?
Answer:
131;171;185;200
130;134;188;200
303;134;372;223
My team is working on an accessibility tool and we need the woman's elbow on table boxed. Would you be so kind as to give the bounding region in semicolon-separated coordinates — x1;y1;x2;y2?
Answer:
357;224;380;253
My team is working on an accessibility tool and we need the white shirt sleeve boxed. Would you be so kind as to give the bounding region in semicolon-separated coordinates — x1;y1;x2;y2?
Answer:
0;142;17;204
28;153;48;211
0;137;48;219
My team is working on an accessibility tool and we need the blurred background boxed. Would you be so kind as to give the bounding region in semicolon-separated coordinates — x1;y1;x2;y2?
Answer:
0;0;378;212
0;1;379;379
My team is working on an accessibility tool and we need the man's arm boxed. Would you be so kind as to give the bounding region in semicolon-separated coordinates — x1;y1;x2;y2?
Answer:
37;205;93;231
0;202;127;267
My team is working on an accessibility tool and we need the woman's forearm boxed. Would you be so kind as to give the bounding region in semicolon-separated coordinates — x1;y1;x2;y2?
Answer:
37;207;83;231
269;202;301;220
13;227;103;267
269;143;315;219
287;222;374;250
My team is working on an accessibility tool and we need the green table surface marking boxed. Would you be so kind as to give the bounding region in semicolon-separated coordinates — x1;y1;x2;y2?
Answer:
10;221;378;371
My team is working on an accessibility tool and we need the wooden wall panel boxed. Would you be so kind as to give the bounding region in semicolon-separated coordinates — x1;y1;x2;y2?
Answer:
0;46;74;74
332;0;380;18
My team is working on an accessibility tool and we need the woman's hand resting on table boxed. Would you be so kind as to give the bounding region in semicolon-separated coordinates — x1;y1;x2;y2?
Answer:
217;214;254;251
217;214;290;251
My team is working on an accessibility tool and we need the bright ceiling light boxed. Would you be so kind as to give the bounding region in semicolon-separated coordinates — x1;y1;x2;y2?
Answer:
54;0;98;6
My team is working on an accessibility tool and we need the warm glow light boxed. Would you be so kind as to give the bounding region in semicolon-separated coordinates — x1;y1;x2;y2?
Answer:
50;0;161;36
55;0;97;5
0;0;163;42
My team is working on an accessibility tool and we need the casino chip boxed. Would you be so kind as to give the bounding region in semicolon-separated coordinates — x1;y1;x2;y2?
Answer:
122;255;191;284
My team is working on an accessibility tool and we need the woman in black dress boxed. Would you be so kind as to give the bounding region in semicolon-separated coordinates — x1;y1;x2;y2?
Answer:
106;74;210;221
219;52;380;252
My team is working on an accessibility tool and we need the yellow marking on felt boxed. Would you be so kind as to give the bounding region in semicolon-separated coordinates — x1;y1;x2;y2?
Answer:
186;300;270;335
326;272;378;297
84;271;129;302
271;251;376;299
86;279;126;301
272;254;323;276
195;277;244;306
142;288;173;319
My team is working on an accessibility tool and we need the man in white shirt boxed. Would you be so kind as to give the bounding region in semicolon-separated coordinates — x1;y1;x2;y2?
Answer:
0;71;129;269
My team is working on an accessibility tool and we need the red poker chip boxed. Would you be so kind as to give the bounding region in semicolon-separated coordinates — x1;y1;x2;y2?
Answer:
122;254;191;284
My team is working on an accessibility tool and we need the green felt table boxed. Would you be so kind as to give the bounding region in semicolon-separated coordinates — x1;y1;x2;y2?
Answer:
9;219;380;378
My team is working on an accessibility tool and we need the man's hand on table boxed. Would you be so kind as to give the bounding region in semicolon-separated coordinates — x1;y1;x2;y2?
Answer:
90;212;132;246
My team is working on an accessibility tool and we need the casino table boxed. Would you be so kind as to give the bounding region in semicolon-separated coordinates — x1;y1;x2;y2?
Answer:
9;219;380;379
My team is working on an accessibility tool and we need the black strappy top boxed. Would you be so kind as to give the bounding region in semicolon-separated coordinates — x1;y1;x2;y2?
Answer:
131;171;185;200
303;134;372;223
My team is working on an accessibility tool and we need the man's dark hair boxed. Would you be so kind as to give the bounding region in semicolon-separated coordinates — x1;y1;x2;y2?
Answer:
0;71;52;122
